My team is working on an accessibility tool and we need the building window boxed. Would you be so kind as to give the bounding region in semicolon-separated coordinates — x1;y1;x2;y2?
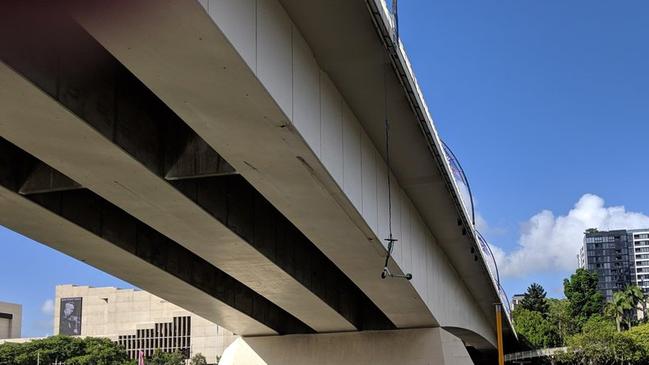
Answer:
117;316;191;361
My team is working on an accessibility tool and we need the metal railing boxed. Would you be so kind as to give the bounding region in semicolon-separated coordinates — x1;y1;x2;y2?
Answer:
441;141;475;226
505;347;568;361
442;141;512;319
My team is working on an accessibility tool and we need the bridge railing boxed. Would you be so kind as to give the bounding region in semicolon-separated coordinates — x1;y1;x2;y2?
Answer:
505;347;568;361
442;141;512;320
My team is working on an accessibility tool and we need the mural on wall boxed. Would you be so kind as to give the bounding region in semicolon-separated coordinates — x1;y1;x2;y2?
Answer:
59;297;82;336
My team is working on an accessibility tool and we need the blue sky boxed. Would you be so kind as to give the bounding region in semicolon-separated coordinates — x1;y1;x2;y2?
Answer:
399;0;649;297
2;0;649;337
0;228;131;337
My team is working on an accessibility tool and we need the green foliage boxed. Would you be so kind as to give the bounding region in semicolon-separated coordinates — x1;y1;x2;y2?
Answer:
513;308;560;349
0;336;129;365
149;349;185;365
625;323;649;352
189;353;208;365
613;290;635;332
67;337;130;365
581;314;617;334
546;298;580;344
519;283;550;315
560;316;647;364
563;268;604;326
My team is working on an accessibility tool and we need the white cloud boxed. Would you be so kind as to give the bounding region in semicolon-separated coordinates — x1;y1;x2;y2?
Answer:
495;194;649;277
41;299;54;315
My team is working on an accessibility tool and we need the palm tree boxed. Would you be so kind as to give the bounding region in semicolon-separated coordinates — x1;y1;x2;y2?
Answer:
625;285;646;324
612;291;633;332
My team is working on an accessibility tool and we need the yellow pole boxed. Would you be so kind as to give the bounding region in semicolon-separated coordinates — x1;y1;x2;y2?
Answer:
495;303;505;365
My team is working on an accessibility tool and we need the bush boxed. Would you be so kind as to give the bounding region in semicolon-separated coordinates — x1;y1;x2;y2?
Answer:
513;308;561;349
560;316;647;364
0;336;130;365
625;323;649;352
190;353;208;365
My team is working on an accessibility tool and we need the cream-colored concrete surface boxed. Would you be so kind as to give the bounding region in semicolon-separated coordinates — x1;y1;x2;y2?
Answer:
53;285;238;361
220;328;474;365
69;0;497;347
69;0;436;333
0;301;21;339
207;0;509;343
0;61;353;333
0;185;273;336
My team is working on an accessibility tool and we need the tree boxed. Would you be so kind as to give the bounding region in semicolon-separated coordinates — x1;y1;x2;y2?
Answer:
560;315;647;364
625;323;649;353
150;349;185;365
67;337;130;365
546;298;579;345
519;283;550;315
513;308;560;349
563;268;604;326
627;285;646;323
612;290;634;332
0;336;130;365
190;353;208;365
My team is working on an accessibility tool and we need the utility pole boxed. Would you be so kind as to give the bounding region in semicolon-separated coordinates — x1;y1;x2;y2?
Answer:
495;303;505;365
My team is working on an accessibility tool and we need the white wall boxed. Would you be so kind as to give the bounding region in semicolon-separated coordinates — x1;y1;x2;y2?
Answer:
220;328;474;365
0;301;21;339
54;285;237;362
200;0;491;340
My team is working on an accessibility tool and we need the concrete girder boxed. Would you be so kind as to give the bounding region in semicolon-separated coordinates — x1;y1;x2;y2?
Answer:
68;0;437;331
0;139;284;335
164;133;236;181
0;8;392;333
278;0;514;346
19;162;83;195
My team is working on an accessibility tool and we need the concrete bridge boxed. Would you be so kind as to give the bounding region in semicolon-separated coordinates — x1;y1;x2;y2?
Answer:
0;1;515;363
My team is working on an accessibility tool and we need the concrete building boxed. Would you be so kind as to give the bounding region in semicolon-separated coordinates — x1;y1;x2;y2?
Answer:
631;230;649;293
0;301;21;339
579;228;649;301
510;295;525;311
54;285;236;364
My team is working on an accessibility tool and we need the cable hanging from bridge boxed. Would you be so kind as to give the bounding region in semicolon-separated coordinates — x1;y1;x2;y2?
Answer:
381;0;411;281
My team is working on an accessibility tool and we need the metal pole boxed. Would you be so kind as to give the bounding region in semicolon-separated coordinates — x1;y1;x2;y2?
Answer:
495;303;505;365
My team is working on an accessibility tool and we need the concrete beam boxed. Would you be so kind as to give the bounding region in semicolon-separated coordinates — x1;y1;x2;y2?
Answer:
0;140;281;336
68;0;436;330
220;328;477;365
0;8;391;332
19;162;83;195
164;133;236;181
278;0;512;343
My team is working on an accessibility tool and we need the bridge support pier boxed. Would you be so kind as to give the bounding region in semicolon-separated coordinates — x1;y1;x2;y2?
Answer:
220;328;474;365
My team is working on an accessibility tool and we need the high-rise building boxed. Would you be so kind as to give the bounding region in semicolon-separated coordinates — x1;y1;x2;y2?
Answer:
0;301;21;339
579;228;649;301
54;285;237;364
630;230;649;293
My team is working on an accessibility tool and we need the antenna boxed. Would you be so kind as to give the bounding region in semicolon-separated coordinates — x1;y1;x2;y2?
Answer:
380;113;411;281
380;1;411;281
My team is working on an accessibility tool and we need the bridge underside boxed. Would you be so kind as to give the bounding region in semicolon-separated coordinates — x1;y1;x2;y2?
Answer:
0;11;394;335
0;0;516;358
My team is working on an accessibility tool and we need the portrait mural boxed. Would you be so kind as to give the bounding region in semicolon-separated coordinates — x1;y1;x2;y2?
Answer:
59;297;82;336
